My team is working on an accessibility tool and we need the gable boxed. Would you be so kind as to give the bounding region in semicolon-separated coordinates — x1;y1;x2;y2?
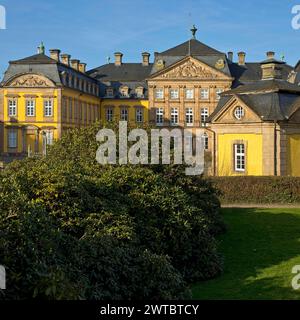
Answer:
149;56;232;81
212;96;262;123
5;73;55;88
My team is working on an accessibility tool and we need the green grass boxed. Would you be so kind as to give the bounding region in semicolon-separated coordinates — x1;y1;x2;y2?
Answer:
192;208;300;300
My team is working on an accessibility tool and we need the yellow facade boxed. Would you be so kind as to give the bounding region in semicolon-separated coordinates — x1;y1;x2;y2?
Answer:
217;133;263;176
3;87;60;155
2;83;100;156
61;88;101;131
287;135;300;176
101;99;149;125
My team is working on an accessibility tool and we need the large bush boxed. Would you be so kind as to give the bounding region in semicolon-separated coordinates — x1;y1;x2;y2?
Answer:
0;124;224;299
210;176;300;204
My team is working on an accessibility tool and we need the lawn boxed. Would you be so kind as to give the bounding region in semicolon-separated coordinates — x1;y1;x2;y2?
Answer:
192;208;300;300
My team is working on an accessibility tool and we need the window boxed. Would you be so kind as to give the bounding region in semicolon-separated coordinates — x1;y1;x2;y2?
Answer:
45;131;54;146
44;99;53;117
106;108;113;122
185;108;193;126
234;144;245;172
136;87;144;98
69;98;73;121
83;103;88;122
8;130;17;148
74;100;78;120
8;100;17;117
216;88;223;100
136;108;143;123
26;100;35;117
170;89;179;100
234;106;245;120
120;108;128;121
156;108;164;125
200;88;209;100
185;89;194;99
202;133;209;150
201;108;209;125
106;88;114;98
120;87;129;97
171;108;179;125
155;88;164;99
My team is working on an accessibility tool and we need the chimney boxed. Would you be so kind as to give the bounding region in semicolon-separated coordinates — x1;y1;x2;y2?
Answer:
261;59;283;80
70;59;80;71
266;51;275;59
49;49;61;62
227;51;233;62
238;52;246;66
114;52;123;66
79;62;87;73
61;54;71;66
142;52;150;66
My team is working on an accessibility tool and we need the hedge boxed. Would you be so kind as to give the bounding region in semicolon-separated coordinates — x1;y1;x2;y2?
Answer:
209;176;300;204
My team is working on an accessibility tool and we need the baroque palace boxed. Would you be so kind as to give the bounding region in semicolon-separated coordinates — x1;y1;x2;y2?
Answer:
1;26;300;176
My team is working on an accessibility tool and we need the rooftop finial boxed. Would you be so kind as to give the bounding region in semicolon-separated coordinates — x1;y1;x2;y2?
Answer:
190;24;197;39
37;41;45;54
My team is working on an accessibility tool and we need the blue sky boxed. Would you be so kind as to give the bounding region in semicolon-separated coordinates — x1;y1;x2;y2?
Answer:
0;0;299;76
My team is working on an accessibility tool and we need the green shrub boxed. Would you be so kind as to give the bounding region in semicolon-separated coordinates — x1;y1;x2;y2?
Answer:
210;176;300;204
0;123;224;299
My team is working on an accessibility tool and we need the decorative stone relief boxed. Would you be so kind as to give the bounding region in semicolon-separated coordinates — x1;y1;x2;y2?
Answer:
9;74;54;87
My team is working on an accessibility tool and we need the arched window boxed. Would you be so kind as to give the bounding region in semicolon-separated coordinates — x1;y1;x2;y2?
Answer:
234;106;245;120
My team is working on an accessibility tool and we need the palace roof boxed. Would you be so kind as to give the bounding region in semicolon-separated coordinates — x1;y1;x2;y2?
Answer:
209;79;300;122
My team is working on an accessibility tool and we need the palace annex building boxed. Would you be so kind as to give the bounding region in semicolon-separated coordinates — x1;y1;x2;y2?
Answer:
1;26;300;176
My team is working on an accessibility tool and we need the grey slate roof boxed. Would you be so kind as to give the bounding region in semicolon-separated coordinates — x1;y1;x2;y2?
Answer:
1;53;98;87
87;63;152;99
228;62;293;87
208;79;300;122
87;63;152;81
10;53;57;65
158;39;223;56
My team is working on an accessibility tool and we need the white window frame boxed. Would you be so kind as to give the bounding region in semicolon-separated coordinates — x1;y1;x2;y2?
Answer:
155;88;164;99
234;106;245;120
185;88;194;100
106;108;113;122
185;108;193;126
136;108;143;123
8;130;17;148
44;99;53;117
26;100;35;117
200;88;209;100
216;88;223;100
234;144;245;172
45;131;54;146
201;107;209;126
170;89;179;100
171;107;179;126
8;100;17;117
156;108;164;126
120;108;128;121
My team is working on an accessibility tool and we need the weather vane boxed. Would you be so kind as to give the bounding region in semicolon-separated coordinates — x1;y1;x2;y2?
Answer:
190;24;197;39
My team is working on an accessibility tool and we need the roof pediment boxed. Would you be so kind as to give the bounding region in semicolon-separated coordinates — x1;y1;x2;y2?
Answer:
149;56;232;80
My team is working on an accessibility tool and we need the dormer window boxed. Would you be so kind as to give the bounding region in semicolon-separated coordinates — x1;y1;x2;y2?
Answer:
106;88;114;98
120;86;129;98
136;87;144;98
